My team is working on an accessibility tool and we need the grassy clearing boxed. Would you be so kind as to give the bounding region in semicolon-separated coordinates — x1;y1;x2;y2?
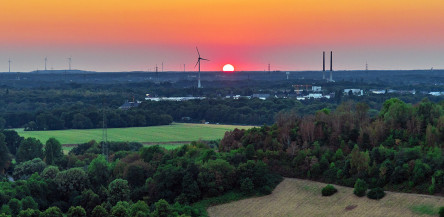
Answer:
410;204;439;216
16;123;254;145
207;178;444;217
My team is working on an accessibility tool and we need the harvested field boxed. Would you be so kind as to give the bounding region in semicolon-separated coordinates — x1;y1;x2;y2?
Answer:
208;178;444;217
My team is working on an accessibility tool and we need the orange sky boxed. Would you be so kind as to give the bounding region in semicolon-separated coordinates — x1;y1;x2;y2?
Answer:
1;0;444;71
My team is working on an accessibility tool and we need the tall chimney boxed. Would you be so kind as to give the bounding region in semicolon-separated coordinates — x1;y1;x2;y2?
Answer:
323;51;325;80
330;51;333;81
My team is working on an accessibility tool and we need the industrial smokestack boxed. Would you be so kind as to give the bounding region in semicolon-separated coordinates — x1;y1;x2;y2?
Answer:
323;51;325;80
330;51;333;81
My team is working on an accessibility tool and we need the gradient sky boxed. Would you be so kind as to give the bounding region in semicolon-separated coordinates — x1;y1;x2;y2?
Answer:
1;0;444;72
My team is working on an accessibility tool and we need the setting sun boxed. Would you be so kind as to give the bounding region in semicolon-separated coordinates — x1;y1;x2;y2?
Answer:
223;64;235;72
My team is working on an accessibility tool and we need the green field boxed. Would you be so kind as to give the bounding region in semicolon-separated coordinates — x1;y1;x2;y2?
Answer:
16;123;253;145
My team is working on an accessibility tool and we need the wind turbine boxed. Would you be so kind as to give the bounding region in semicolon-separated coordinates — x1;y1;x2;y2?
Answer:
67;56;72;71
8;58;12;73
194;47;209;88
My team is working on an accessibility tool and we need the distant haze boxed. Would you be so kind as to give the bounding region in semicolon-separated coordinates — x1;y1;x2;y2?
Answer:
1;0;444;72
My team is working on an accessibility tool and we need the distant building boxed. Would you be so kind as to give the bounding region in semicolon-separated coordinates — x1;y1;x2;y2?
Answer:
306;93;323;99
119;100;142;110
145;96;206;101
370;90;385;95
429;92;444;96
344;89;363;96
252;94;270;100
312;86;322;92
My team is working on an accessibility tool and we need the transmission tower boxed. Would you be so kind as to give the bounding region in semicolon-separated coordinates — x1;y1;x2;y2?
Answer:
101;99;109;161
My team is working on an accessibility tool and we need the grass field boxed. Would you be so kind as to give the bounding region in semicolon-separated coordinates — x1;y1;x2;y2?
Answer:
208;178;444;217
16;123;253;145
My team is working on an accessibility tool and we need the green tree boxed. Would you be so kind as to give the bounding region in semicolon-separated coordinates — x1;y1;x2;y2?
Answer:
20;197;38;210
108;179;130;205
44;138;63;165
439;206;444;217
153;199;172;217
353;179;368;197
88;155;111;188
91;205;108;217
0;133;10;175
41;166;60;180
12;158;46;180
245;144;255;160
55;168;89;194
40;207;63;217
7;198;21;217
16;138;43;163
111;201;129;217
67;206;86;217
129;201;150;217
18;209;41;217
240;178;254;194
2;130;23;155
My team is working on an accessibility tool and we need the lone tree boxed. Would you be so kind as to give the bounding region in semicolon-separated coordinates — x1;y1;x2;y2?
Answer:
353;178;368;197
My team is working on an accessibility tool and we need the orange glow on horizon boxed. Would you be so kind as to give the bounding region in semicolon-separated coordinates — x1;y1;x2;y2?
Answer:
1;0;444;71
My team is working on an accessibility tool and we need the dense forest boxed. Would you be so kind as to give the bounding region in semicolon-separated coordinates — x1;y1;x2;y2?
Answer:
0;98;443;216
220;98;444;194
0;132;281;216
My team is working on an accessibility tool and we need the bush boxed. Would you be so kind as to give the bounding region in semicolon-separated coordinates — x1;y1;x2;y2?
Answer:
321;184;337;196
439;206;444;217
240;178;254;194
353;179;368;197
367;187;385;200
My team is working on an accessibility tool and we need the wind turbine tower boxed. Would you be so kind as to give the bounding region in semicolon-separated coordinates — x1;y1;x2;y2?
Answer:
155;64;159;82
45;57;47;71
67;57;72;71
194;47;209;88
8;58;11;73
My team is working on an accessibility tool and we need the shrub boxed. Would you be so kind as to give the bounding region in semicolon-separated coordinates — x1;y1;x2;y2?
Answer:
439;206;444;217
321;184;337;196
353;179;368;197
240;178;254;194
367;187;385;200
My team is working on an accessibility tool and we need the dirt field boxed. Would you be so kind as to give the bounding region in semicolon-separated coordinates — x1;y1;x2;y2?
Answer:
208;178;444;217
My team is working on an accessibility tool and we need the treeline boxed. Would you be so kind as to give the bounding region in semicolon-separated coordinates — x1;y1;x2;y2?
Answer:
2;97;333;130
0;131;281;216
220;98;444;194
138;98;327;125
3;103;173;131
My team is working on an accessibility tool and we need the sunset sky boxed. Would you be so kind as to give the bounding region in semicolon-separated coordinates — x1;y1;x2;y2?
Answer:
1;0;444;72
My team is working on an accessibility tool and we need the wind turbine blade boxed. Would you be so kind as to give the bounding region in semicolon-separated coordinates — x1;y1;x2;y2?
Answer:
201;58;210;61
196;47;200;57
194;60;200;68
